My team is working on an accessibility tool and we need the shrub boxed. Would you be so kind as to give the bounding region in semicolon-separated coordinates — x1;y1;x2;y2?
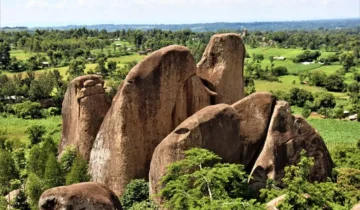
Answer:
60;145;77;173
289;88;314;107
308;70;327;87
12;101;43;119
65;154;90;185
324;74;346;92
272;66;288;76
121;179;149;210
26;125;46;145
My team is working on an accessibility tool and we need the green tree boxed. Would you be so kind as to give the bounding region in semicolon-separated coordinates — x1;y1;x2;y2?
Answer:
289;88;314;107
44;154;65;188
160;148;254;210
26;145;48;178
60;146;77;173
0;149;18;194
121;179;149;210
65;155;90;185
324;74;346;92
0;41;11;69
315;92;336;109
95;57;108;76
26;125;46;145
308;70;327;87
25;173;46;210
11;190;31;210
340;52;355;71
260;150;349;209
107;60;117;74
67;58;86;78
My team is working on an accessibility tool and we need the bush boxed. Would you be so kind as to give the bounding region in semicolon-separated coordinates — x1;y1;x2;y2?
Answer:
60;145;77;173
308;70;327;87
121;179;149;210
324;74;346;92
272;66;288;76
289;88;314;107
293;50;321;63
26;125;46;145
314;92;336;109
65;154;90;185
25;173;46;209
12;101;43;119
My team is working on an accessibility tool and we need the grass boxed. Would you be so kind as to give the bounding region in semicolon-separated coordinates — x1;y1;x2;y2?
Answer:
0;115;62;144
10;50;38;60
308;119;360;150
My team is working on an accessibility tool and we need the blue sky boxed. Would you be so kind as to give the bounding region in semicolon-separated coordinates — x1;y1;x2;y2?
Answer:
3;0;360;27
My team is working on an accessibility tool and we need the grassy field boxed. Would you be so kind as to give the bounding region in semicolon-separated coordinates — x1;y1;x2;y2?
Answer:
308;119;360;151
0;115;62;145
10;50;38;60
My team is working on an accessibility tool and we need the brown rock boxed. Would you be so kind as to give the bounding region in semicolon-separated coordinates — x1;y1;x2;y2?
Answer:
249;101;333;191
59;75;110;161
149;104;241;200
89;45;210;196
83;79;97;87
352;204;360;210
232;92;276;171
266;194;286;210
197;33;246;104
38;182;122;210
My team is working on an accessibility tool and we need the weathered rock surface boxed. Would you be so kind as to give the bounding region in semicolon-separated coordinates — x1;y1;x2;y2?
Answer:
197;33;246;104
59;75;110;161
249;101;334;191
89;45;210;196
232;92;276;171
149;104;242;198
352;203;360;210
39;182;122;210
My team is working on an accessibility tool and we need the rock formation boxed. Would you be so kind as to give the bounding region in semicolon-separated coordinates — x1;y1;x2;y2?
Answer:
89;45;211;196
39;182;122;210
232;92;276;171
197;33;246;104
149;104;242;197
149;95;334;199
249;101;334;191
59;75;110;161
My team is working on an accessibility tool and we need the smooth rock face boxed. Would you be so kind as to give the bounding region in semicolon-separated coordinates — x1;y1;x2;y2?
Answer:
89;45;210;196
232;92;276;171
149;104;242;198
197;33;246;104
38;182;122;210
59;75;110;161
352;204;360;210
249;101;334;192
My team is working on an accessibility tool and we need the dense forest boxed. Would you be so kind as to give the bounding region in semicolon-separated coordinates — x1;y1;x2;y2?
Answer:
0;25;360;209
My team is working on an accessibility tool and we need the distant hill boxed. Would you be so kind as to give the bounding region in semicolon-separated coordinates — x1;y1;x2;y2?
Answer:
8;18;360;32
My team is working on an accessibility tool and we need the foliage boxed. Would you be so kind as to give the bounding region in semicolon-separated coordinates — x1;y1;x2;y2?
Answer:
160;148;255;210
129;201;159;210
26;125;46;145
0;149;18;194
324;74;346;92
12;101;43;119
11;189;31;210
271;66;288;77
26;145;49;178
65;154;90;185
314;92;336;109
67;58;86;78
25;173;46;210
44;154;65;189
121;179;149;210
331;144;360;170
308;70;327;87
289;88;313;107
60;145;77;173
260;150;350;209
293;50;321;63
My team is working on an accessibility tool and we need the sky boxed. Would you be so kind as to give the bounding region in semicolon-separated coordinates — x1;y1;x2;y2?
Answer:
2;0;360;27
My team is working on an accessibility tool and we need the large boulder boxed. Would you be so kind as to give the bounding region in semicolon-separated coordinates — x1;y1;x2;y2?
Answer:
38;182;122;210
197;33;245;104
59;75;110;161
249;101;334;191
149;104;242;199
232;92;276;171
89;45;210;196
